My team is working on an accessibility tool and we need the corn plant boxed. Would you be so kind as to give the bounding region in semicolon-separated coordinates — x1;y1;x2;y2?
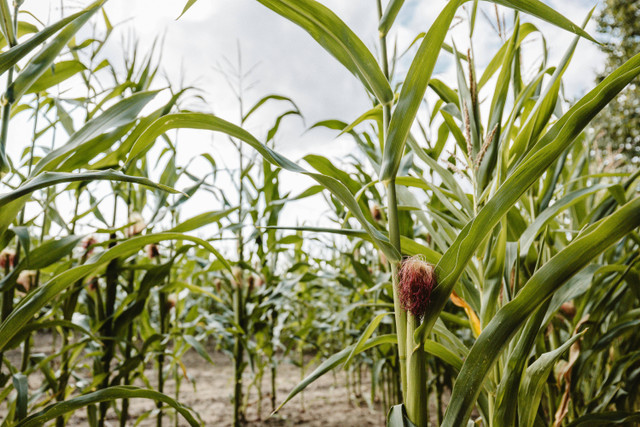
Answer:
0;0;637;425
164;1;640;426
0;2;226;425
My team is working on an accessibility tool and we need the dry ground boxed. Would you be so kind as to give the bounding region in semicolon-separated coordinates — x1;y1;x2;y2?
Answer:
4;335;387;426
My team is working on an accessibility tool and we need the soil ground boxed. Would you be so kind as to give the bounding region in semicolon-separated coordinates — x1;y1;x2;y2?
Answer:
4;335;387;426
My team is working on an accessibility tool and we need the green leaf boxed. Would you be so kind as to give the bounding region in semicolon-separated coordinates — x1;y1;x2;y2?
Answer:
0;21;39;50
337;104;383;137
488;0;597;43
520;183;610;257
343;312;393;368
177;0;198;19
274;334;396;413
478;22;539;88
264;225;440;263
32;90;159;175
387;404;417;427
125;112;400;261
26;60;87;94
542;264;599;325
6;0;104;103
378;0;405;37
242;94;300;122
509;9;594;166
442;197;640;426
12;373;28;421
169;280;223;304
518;331;586;427
183;335;215;365
380;0;463;181
0;0;15;48
476;17;520;189
16;386;199;427
169;207;239;233
566;412;640;427
255;0;393;104
424;339;463;371
406;135;472;213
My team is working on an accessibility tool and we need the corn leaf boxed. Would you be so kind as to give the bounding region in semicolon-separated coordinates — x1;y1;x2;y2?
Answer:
33;91;158;175
17;386;199;427
518;331;586;427
274;334;397;413
378;0;405;37
0;232;231;352
125;112;401;261
380;0;463;181
255;0;393;104
6;0;104;103
442;197;640;426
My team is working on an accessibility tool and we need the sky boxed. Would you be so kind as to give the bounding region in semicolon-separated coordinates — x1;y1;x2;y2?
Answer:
14;0;609;251
27;0;605;156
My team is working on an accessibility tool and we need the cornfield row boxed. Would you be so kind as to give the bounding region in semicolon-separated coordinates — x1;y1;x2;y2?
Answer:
0;0;638;426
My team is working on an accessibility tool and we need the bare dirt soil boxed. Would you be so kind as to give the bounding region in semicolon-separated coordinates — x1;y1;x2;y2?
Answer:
5;336;387;426
99;351;385;427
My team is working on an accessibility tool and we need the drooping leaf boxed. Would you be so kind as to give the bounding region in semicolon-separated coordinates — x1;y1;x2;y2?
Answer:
17;386;200;427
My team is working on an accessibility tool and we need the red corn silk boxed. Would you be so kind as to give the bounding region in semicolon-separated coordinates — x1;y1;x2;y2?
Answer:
398;256;436;319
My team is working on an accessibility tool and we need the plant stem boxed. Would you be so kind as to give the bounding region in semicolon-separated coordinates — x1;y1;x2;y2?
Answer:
0;2;17;176
270;353;277;413
405;313;428;427
121;186;135;427
157;289;167;427
386;180;407;400
98;196;119;427
231;47;247;426
0;2;19;378
233;282;244;427
376;0;409;406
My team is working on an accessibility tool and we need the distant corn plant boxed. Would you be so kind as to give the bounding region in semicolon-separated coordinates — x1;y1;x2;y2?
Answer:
1;0;638;426
166;0;640;426
0;2;226;425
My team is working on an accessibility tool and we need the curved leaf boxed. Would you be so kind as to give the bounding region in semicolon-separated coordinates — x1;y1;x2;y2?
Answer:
126;112;400;261
488;0;596;43
0;169;176;209
519;183;610;257
343;312;393;368
6;0;104;103
518;332;586;427
255;0;393;104
0;6;99;76
169;207;239;233
274;334;396;413
380;0;463;181
17;386;199;427
419;51;640;345
442;197;640;426
0;232;231;351
32;91;159;175
566;412;640;427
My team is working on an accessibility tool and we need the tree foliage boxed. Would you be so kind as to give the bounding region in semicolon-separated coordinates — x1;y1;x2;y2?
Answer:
594;0;640;165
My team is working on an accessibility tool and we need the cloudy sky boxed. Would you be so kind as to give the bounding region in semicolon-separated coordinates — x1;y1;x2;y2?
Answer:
29;0;605;155
20;0;608;239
